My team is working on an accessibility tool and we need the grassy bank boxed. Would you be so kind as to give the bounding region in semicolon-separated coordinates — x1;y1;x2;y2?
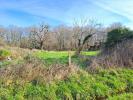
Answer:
0;48;133;100
0;68;133;100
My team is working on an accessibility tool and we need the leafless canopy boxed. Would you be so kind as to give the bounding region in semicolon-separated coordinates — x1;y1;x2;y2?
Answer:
30;23;49;49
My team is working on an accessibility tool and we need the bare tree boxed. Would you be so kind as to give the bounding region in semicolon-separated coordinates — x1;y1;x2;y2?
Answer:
54;25;72;50
0;21;112;50
106;22;122;33
30;23;49;49
73;19;101;55
0;26;6;46
0;26;5;38
4;26;23;46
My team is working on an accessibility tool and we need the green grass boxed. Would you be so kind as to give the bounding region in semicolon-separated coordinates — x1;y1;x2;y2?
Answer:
0;68;133;100
1;49;133;99
81;51;100;56
0;61;11;67
0;50;99;68
108;93;133;100
0;49;11;57
0;50;132;99
0;59;24;68
34;50;99;67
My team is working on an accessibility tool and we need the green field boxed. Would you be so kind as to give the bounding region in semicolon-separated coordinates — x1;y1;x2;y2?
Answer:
0;50;99;68
34;50;99;67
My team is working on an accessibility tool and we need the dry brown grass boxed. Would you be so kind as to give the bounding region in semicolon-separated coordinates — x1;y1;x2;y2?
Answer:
88;39;133;70
0;59;78;85
0;46;79;85
0;46;32;59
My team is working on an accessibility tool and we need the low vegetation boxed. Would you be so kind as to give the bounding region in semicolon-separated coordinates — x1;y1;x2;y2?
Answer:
0;24;133;99
0;47;132;99
0;65;133;99
0;49;11;60
34;50;99;67
105;27;133;49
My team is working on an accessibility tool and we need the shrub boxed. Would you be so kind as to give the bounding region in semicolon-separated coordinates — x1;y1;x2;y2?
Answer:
0;49;10;58
105;27;133;49
89;39;133;69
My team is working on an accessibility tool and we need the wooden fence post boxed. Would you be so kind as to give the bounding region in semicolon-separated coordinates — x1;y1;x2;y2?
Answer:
68;51;72;66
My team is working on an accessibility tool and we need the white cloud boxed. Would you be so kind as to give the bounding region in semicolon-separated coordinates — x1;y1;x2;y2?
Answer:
93;0;133;28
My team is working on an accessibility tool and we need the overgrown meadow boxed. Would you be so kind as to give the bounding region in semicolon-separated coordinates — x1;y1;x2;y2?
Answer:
0;48;133;100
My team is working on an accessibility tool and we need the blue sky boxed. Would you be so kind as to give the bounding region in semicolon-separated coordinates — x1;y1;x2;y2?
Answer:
0;0;133;28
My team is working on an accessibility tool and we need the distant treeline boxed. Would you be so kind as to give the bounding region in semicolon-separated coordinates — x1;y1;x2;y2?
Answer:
0;20;125;51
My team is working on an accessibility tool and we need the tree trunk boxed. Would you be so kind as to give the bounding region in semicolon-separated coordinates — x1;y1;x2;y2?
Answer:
40;41;44;50
68;51;72;66
75;45;83;55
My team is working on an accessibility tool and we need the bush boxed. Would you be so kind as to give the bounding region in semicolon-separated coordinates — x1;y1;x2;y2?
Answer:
0;49;10;57
105;27;133;48
0;49;11;61
90;39;133;69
